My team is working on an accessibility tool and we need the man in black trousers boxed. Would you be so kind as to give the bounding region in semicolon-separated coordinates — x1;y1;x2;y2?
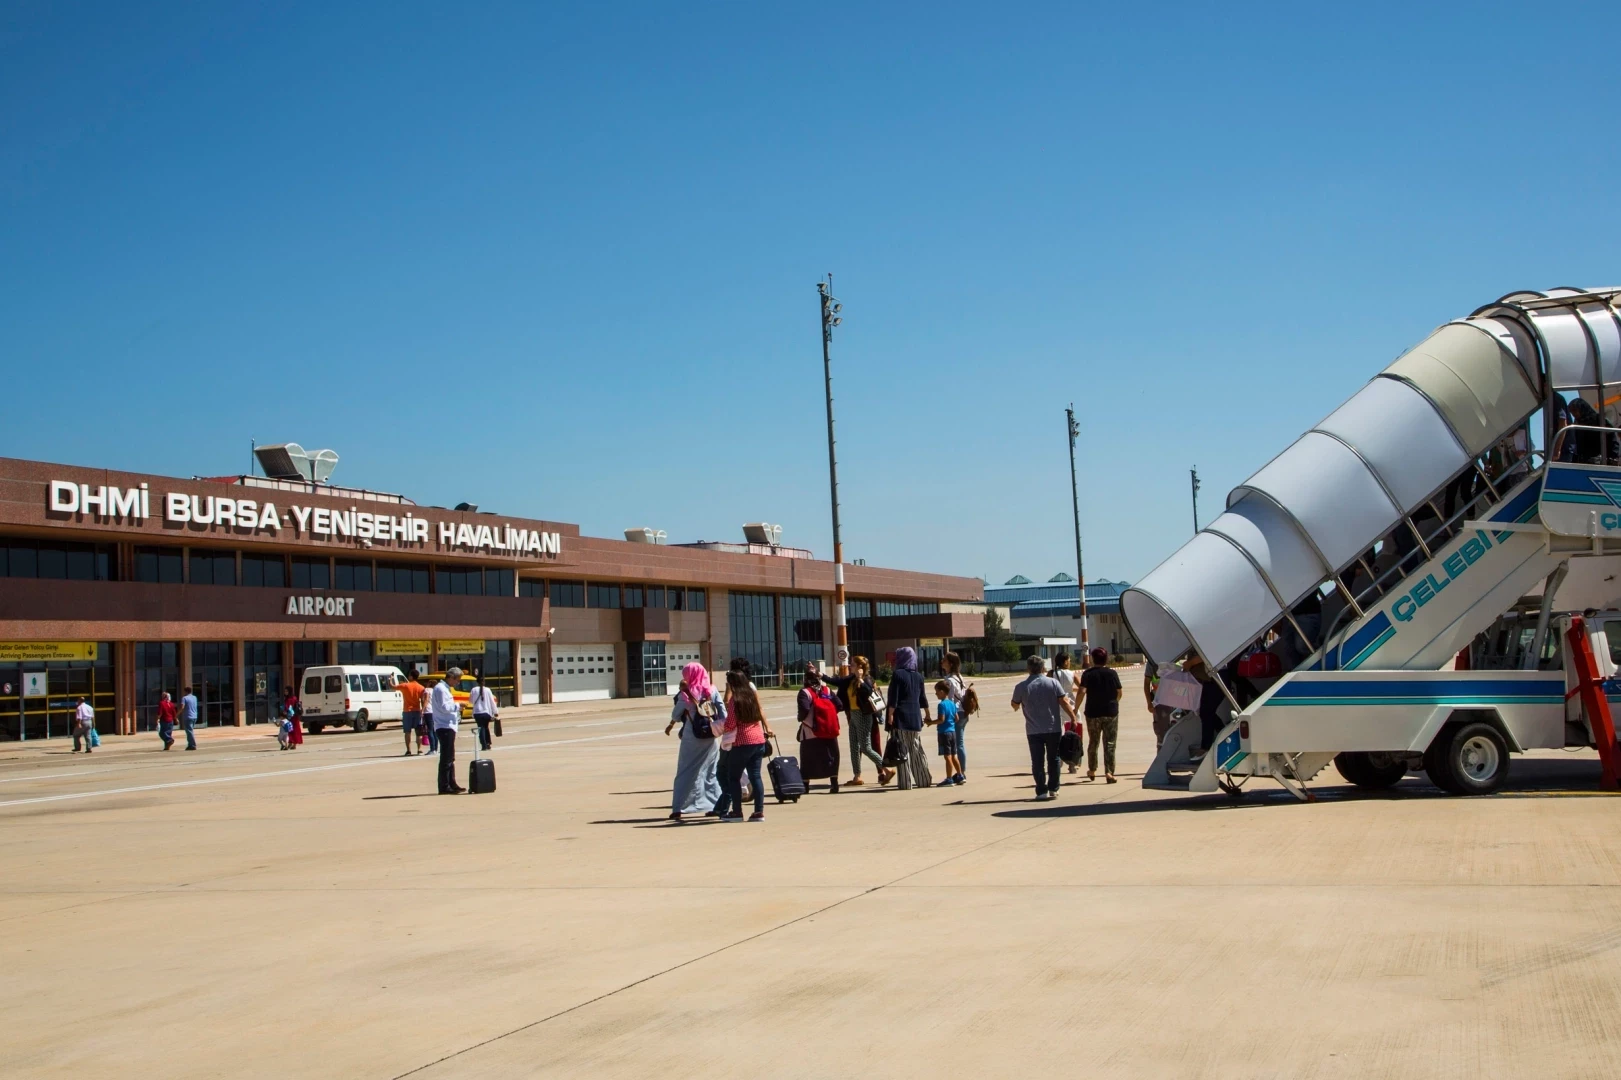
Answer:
430;666;465;794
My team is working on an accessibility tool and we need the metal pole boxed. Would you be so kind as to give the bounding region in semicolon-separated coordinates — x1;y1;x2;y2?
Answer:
1190;467;1201;534
819;276;849;675
1066;406;1089;652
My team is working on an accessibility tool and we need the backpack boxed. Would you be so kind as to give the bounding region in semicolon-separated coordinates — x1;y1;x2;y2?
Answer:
685;691;718;739
961;684;979;716
800;684;841;740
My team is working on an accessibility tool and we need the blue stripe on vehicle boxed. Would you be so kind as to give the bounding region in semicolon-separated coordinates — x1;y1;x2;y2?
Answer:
1266;678;1564;701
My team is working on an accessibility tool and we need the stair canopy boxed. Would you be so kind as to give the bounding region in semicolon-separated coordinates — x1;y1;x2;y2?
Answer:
1123;287;1620;669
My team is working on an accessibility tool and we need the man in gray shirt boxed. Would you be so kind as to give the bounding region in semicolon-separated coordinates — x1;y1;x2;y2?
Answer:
1011;654;1079;800
180;686;200;751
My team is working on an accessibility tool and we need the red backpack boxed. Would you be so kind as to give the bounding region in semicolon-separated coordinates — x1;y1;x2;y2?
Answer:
803;684;841;739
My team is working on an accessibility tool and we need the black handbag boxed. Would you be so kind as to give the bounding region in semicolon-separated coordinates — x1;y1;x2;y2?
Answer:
882;729;909;767
493;717;503;738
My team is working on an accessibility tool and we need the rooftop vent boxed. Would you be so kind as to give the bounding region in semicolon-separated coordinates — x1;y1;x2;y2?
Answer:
742;522;782;546
1004;575;1032;585
255;443;338;484
454;502;479;513
625;528;667;544
1048;572;1075;583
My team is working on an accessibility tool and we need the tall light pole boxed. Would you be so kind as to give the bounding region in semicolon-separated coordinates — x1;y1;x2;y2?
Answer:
1190;467;1201;535
818;275;849;675
1066;406;1089;653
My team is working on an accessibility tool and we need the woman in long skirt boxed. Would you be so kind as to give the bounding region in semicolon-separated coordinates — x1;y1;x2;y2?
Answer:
666;662;722;820
885;648;933;788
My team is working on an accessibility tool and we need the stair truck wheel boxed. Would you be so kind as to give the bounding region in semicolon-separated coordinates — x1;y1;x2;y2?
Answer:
1438;722;1510;795
1422;735;1460;794
354;709;368;733
1334;751;1407;790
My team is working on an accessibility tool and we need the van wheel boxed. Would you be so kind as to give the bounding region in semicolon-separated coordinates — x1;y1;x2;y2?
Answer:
308;724;325;735
1334;751;1407;790
354;710;368;733
1437;722;1510;795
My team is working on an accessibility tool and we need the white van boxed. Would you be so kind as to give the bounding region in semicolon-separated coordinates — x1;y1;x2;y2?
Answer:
300;665;405;734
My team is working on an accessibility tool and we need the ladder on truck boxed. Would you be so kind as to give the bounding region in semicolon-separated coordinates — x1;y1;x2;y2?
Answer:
1125;286;1621;799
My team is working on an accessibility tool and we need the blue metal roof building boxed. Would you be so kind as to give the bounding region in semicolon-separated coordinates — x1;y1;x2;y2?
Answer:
979;575;1141;656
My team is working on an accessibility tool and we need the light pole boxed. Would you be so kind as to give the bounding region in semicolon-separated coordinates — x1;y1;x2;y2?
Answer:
1066;406;1088;652
818;275;849;676
1190;467;1201;535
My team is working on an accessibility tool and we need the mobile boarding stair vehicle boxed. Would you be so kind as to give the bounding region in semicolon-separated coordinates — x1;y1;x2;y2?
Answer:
1123;287;1621;800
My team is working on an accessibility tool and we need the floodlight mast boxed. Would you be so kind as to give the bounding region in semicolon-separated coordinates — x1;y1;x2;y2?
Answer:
819;275;849;676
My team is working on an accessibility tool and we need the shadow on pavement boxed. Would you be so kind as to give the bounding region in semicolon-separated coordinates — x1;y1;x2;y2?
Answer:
362;793;440;800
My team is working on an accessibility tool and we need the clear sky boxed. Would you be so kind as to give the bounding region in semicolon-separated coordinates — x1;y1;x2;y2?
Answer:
3;3;1617;588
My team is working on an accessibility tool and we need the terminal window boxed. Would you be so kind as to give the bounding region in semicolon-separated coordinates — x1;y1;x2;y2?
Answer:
291;557;331;590
587;583;619;608
335;559;374;591
241;554;287;588
377;562;430;593
550;581;585;607
134;545;183;584
2;537;115;581
189;550;237;586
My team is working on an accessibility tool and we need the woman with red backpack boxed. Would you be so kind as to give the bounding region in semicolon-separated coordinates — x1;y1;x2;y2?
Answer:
796;662;841;794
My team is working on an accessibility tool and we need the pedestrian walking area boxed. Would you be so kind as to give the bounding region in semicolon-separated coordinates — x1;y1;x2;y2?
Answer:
3;673;1619;1079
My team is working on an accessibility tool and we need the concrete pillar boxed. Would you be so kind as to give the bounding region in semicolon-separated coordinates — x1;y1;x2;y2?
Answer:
232;639;245;726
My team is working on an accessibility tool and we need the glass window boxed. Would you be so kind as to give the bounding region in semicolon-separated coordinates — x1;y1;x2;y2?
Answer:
668;587;684;611
623;585;643;608
519;579;545;598
376;562;430;593
134;545;183;584
324;675;342;694
0;538;113;580
242;555;286;588
335;559;374;591
646;586;666;609
485;568;514;596
781;594;825;670
687;588;706;612
1604;622;1621;666
189;550;236;586
291;557;330;589
588;582;620;609
347;674;362;691
378;672;395;689
304;675;322;696
360;673;379;692
728;591;778;677
549;581;584;607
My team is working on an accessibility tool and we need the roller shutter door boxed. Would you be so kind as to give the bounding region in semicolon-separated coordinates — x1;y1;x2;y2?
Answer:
552;644;616;701
663;643;703;696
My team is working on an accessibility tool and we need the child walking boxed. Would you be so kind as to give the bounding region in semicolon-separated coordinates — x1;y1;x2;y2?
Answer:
929;680;964;786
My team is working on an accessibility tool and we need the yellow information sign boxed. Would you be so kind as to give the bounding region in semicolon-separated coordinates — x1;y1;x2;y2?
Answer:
375;640;431;656
0;641;98;662
435;639;486;655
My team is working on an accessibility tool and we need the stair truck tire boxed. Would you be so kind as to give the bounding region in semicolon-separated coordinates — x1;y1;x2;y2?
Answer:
1436;722;1510;795
1334;751;1407;790
1422;736;1461;794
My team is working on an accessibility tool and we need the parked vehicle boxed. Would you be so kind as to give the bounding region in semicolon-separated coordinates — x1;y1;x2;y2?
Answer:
300;665;405;734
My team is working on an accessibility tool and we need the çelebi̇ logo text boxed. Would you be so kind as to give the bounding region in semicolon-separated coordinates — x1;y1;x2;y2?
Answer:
1390;528;1495;623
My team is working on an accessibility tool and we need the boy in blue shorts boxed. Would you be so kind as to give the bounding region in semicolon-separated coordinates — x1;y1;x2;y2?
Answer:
930;680;964;785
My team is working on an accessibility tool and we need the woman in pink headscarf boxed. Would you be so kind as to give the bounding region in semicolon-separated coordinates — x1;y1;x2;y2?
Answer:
664;661;724;821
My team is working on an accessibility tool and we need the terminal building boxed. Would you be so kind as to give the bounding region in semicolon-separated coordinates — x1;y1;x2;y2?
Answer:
0;453;983;740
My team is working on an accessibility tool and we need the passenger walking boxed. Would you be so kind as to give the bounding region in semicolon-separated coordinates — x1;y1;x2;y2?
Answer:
156;691;178;750
431;666;465;794
940;652;970;776
469;674;499;751
665;662;722;820
832;655;886;786
1052;652;1080;773
718;675;775;821
930;680;964;784
399;671;426;756
179;686;199;751
282;687;303;749
71;697;95;753
796;663;842;794
885;647;934;789
1077;647;1122;782
1146;663;1173;749
1011;653;1079;801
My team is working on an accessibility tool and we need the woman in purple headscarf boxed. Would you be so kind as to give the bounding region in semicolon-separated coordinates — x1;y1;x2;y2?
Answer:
884;647;934;789
665;661;723;820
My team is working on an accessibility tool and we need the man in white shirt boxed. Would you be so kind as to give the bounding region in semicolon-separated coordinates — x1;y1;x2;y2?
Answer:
430;667;465;795
72;697;95;753
468;674;499;751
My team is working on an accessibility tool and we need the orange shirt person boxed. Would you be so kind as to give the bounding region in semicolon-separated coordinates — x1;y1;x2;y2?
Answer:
399;674;428;756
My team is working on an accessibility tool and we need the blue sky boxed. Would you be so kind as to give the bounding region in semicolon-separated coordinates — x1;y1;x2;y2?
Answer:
3;3;1617;587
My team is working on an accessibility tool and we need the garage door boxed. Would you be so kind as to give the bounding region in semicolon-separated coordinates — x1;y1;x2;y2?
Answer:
519;642;542;705
663;643;703;696
552;644;616;702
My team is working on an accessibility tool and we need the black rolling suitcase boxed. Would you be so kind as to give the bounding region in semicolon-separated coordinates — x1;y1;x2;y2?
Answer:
469;756;496;794
766;737;806;803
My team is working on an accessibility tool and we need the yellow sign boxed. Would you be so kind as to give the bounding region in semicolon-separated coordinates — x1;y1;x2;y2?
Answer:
375;640;431;656
0;641;98;662
435;639;486;655
920;638;947;648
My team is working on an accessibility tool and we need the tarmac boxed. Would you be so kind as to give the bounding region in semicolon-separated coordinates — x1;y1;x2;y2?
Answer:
3;670;1620;1079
